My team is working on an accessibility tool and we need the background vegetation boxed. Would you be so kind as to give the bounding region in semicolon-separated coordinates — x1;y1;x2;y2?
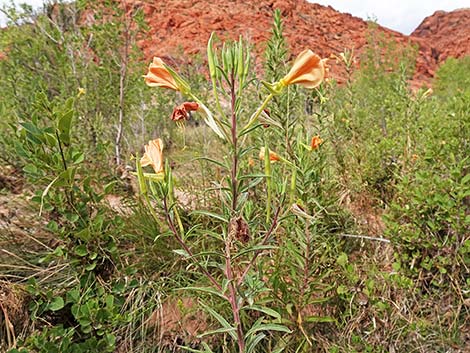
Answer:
0;1;468;352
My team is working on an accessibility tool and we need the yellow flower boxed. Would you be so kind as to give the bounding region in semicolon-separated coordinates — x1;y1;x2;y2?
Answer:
140;139;164;174
144;57;179;90
310;135;323;150
280;49;327;89
259;147;281;162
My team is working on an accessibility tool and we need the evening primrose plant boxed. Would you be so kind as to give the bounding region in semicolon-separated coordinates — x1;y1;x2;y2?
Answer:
137;34;327;352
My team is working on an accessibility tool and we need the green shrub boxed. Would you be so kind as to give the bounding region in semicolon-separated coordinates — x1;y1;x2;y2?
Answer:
385;55;470;295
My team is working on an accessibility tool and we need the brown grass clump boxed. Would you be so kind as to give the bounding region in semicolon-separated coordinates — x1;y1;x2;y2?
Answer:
0;281;30;351
145;296;209;350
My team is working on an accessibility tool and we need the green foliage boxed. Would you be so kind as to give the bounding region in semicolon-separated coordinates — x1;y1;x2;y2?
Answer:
24;275;122;352
1;3;470;353
0;0;173;167
434;56;470;96
385;58;470;291
326;28;418;201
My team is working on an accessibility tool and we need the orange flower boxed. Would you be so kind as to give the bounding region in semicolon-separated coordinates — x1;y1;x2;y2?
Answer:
280;49;327;89
310;135;323;150
259;147;281;162
171;102;199;121
144;57;179;90
248;157;255;167
140;139;164;174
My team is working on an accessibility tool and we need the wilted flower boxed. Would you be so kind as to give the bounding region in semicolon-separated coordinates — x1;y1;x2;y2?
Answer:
248;157;255;167
171;102;199;121
259;147;281;162
290;203;315;220
422;88;433;98
280;49;327;89
144;57;179;90
140;139;164;174
310;135;323;150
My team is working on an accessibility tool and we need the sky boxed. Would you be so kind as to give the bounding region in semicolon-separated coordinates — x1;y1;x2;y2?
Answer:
1;0;469;34
312;0;469;34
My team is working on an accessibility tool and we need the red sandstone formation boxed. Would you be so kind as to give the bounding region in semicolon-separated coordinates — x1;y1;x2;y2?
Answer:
411;8;470;80
131;0;470;86
131;0;413;84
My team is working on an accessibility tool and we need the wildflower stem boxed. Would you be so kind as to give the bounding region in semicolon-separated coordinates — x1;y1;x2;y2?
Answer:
264;140;272;224
289;166;297;205
241;93;274;133
143;193;163;229
230;77;239;211
226;234;245;352
227;72;246;352
301;219;311;296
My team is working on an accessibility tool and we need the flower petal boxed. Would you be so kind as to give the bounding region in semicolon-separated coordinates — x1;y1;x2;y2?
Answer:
140;138;164;174
281;50;326;89
144;57;179;91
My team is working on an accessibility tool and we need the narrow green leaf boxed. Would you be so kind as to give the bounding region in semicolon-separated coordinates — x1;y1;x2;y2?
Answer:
246;323;291;337
178;287;227;301
190;210;229;223
233;245;277;259
197;327;236;338
305;316;336;323
192;156;229;170
242;305;281;320
199;303;237;340
245;333;266;353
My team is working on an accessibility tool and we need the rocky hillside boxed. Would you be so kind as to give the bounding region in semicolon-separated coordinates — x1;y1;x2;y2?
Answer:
132;0;412;84
126;1;469;86
411;8;470;78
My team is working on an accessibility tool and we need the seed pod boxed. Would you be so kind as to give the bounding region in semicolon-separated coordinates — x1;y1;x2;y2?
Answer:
228;216;250;243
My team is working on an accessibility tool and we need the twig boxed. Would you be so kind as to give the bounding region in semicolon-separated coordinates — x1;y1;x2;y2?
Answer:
115;0;132;166
339;233;390;243
0;301;16;349
0;249;42;269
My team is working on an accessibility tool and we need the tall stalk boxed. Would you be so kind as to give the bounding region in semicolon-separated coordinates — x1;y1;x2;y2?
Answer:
227;71;246;352
115;0;131;166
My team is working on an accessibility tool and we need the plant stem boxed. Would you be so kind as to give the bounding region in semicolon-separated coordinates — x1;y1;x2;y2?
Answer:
55;130;68;172
55;130;74;206
231;78;239;212
242;93;274;133
227;72;245;352
264;141;272;224
226;233;245;352
115;0;131;166
301;220;311;296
